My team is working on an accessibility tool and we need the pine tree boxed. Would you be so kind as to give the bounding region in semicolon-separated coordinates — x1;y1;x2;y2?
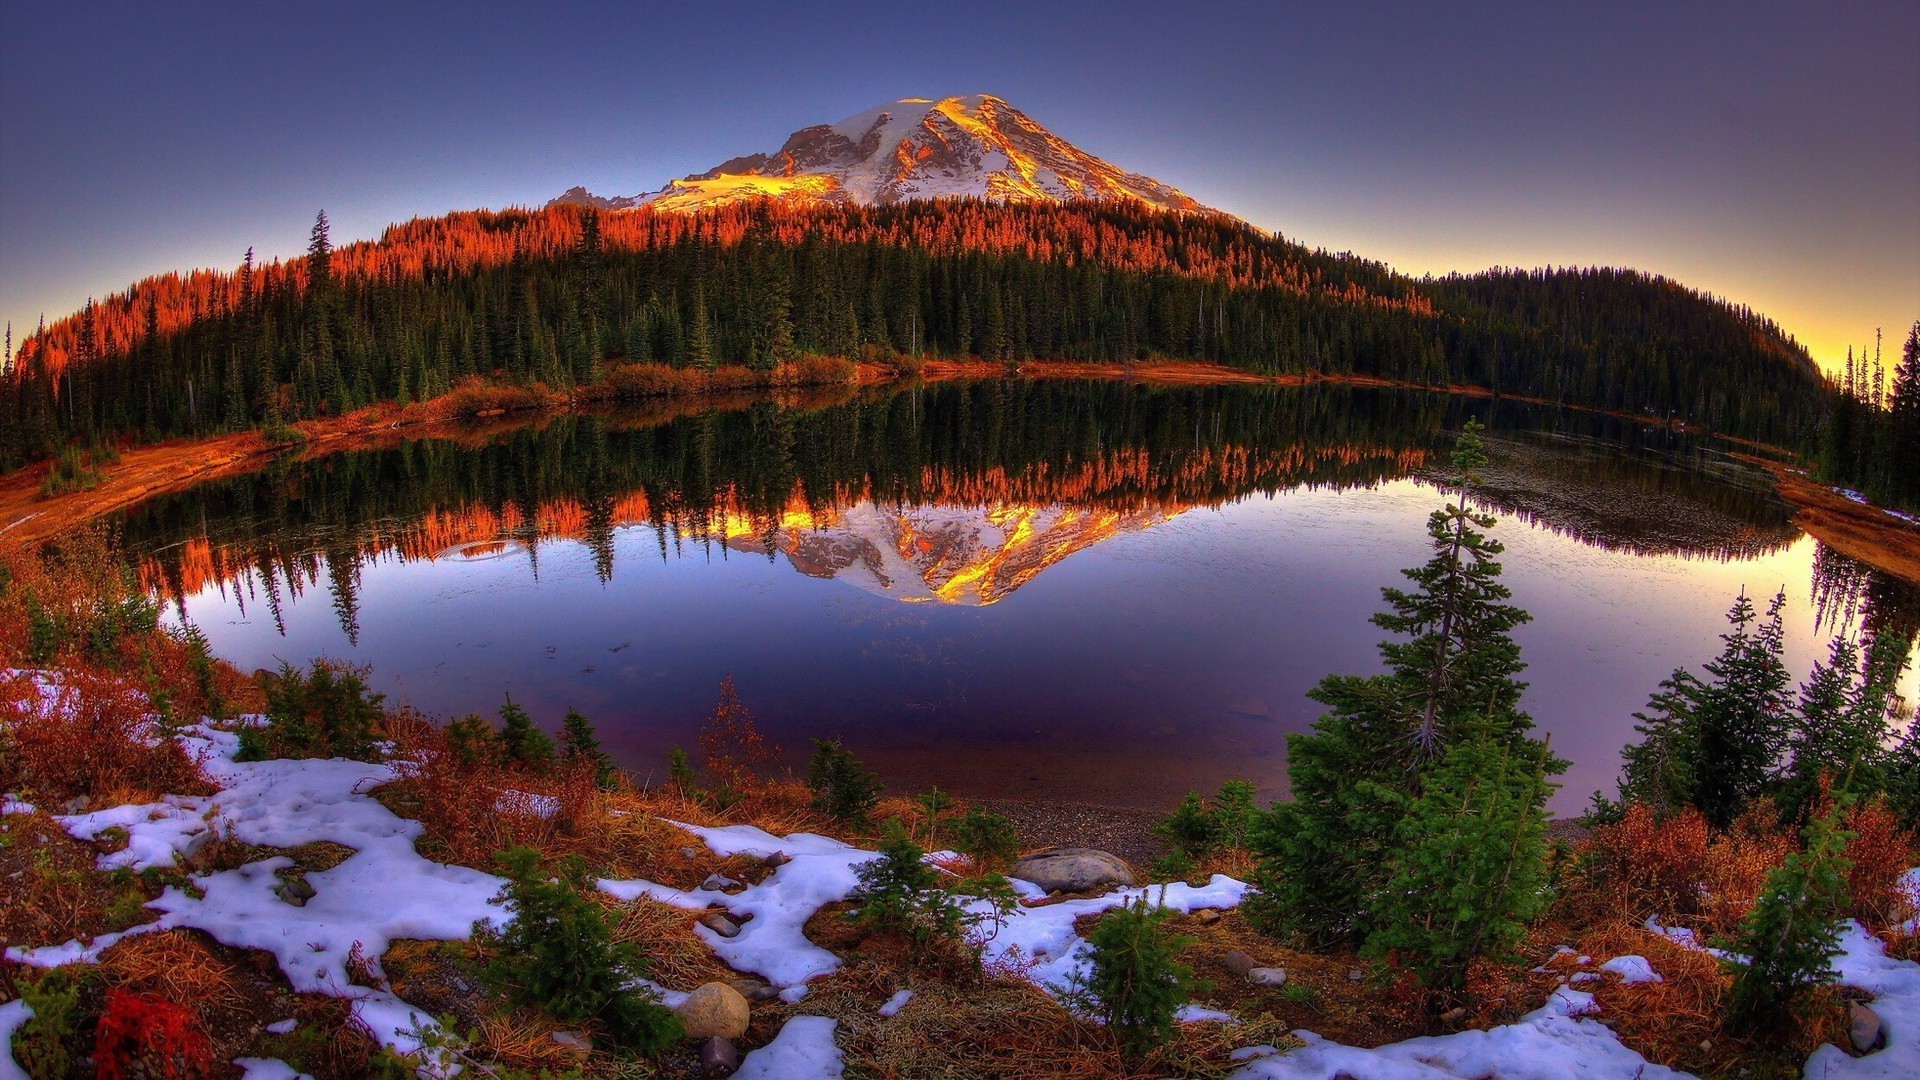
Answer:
1363;722;1556;992
560;708;618;790
1620;591;1792;829
687;294;716;372
806;738;882;822
497;695;555;772
1249;421;1545;945
1724;795;1853;1035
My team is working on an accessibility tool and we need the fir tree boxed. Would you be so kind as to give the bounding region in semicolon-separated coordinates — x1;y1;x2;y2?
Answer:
1249;421;1545;945
806;738;882;823
1619;590;1793;829
497;695;555;772
477;846;682;1055
1062;896;1196;1058
560;707;618;790
1362;722;1556;992
1724;796;1853;1035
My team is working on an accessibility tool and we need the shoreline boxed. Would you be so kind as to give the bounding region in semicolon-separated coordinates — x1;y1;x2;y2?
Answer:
1733;453;1920;587
1;359;1804;550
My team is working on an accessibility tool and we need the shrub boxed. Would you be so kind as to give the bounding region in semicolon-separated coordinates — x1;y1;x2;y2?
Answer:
699;676;778;799
475;846;681;1056
953;809;1021;869
14;967;91;1079
560;707;619;791
1;667;208;804
237;659;384;762
666;744;698;796
1724;796;1853;1036
1839;796;1920;930
807;738;882;823
1580;801;1711;921
496;695;556;772
92;988;213;1080
1062;896;1196;1057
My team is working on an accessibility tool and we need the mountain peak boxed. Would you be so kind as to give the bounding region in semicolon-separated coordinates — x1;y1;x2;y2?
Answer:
553;95;1208;215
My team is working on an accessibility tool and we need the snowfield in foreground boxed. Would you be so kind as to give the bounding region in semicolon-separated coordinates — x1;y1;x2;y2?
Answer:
4;687;1918;1079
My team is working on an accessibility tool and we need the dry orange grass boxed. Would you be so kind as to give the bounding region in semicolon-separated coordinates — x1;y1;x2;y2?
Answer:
98;930;247;1012
609;896;735;990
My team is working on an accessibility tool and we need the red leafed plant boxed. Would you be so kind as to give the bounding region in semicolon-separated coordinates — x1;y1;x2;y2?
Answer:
93;988;213;1080
699;675;779;796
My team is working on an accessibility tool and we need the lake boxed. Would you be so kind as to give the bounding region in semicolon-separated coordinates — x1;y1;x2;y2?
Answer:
117;380;1920;814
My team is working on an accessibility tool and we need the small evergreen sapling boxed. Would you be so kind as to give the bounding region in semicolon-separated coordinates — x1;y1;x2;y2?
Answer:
560;707;619;791
496;695;556;772
806;738;882;823
1725;795;1854;1036
953;809;1021;869
475;846;681;1056
1063;895;1196;1058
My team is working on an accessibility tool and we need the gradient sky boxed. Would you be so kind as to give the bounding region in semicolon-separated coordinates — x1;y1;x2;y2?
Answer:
3;2;1915;371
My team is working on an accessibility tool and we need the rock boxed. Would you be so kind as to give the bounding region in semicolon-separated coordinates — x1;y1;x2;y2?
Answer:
699;1035;740;1072
1850;1001;1884;1052
551;1030;592;1057
1192;909;1222;926
674;982;751;1040
681;846;701;859
725;977;767;999
700;912;742;938
702;874;743;891
60;795;89;814
179;831;218;871
764;851;791;868
1221;950;1258;977
1247;967;1288;988
275;874;316;907
1440;1006;1467;1025
1010;848;1136;893
747;985;782;1002
1347;968;1366;982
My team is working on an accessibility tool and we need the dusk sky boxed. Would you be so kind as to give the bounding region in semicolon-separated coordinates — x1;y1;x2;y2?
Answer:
3;1;1914;372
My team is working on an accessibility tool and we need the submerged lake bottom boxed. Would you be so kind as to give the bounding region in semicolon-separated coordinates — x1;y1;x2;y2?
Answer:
119;380;1919;815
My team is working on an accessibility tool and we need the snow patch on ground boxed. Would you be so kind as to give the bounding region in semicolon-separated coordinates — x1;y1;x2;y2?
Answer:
5;722;504;1069
1802;920;1920;1079
878;989;914;1017
234;1058;311;1079
974;877;1249;998
1599;955;1663;984
1230;991;1693;1079
0;999;32;1080
733;1015;843;1079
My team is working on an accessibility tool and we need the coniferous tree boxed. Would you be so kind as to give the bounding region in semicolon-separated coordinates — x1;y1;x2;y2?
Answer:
1363;720;1556;992
497;695;555;772
1724;796;1852;1036
560;707;618;790
1619;591;1793;828
1248;420;1547;945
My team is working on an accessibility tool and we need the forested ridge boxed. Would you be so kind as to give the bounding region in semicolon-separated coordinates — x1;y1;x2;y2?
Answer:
3;200;1833;470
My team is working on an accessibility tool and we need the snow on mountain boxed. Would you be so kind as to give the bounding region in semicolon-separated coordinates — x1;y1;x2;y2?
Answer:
723;501;1174;606
553;95;1208;215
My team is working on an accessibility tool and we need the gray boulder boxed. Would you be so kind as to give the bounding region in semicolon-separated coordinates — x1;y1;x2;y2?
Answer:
1850;1001;1884;1052
1011;848;1136;893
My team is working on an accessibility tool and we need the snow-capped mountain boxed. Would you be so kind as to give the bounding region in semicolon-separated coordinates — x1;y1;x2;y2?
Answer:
724;502;1176;606
553;94;1208;215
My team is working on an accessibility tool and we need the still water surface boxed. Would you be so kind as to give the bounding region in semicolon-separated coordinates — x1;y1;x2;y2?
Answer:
117;382;1918;813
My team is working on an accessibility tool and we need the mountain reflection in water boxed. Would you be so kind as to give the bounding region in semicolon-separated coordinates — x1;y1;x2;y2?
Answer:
114;381;1913;812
